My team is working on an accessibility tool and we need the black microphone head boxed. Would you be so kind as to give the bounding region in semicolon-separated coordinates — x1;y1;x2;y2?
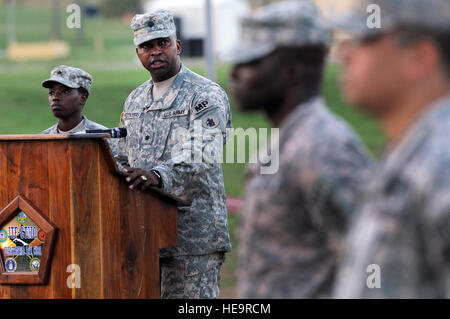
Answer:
114;127;127;138
110;127;127;138
120;127;127;137
85;127;127;138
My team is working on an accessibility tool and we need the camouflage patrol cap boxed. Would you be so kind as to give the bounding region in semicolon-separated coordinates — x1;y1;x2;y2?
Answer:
222;0;329;64
131;10;177;46
334;0;450;39
42;65;93;94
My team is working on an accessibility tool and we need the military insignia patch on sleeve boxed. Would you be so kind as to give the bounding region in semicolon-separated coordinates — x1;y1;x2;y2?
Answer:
202;115;220;129
193;100;213;115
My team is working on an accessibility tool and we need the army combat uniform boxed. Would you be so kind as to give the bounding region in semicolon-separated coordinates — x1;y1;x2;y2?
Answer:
239;97;372;298
222;0;373;298
117;64;232;251
118;10;232;298
332;0;450;298
117;65;232;298
41;115;108;134
335;95;450;298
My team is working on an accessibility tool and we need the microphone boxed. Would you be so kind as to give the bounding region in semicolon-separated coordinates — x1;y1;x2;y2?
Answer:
72;127;127;138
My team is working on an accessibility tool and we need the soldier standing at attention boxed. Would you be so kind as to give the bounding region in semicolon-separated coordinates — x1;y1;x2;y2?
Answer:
41;65;108;134
116;9;232;299
333;0;450;298
226;0;372;298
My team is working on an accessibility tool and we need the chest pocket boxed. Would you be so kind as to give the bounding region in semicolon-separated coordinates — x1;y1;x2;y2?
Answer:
160;107;191;156
122;112;143;148
137;112;170;160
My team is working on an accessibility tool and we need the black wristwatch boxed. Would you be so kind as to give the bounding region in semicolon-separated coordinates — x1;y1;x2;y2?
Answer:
150;170;163;188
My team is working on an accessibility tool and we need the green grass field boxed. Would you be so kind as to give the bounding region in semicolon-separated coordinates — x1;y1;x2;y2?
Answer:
0;3;385;297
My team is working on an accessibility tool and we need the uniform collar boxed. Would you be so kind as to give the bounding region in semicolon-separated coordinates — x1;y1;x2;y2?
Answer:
381;93;450;168
145;64;188;111
57;115;87;133
278;96;323;134
246;96;323;177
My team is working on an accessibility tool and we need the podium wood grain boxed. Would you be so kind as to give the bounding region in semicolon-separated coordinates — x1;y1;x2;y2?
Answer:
0;135;181;298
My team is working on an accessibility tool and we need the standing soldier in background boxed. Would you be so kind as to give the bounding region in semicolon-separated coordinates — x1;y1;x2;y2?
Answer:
225;0;372;298
116;9;232;299
41;65;108;134
333;0;450;298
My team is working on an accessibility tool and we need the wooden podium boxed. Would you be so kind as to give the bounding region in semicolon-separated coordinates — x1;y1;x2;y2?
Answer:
0;134;187;298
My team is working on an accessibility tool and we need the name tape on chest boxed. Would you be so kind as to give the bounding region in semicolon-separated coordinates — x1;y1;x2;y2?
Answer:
123;112;142;119
162;109;189;119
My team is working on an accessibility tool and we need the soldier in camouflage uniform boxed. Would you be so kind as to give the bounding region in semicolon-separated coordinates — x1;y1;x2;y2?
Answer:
115;10;232;299
225;0;372;298
332;0;450;298
41;65;109;134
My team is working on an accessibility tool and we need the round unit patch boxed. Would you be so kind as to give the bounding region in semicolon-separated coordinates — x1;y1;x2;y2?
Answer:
202;115;220;129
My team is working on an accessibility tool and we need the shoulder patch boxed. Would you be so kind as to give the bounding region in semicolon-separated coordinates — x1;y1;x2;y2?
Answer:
202;114;220;129
192;100;213;115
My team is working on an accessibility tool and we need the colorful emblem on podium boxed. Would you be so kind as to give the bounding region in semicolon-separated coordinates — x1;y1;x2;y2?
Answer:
16;212;27;225
29;258;40;272
0;195;57;285
0;211;44;273
38;230;46;242
5;258;17;272
0;229;7;243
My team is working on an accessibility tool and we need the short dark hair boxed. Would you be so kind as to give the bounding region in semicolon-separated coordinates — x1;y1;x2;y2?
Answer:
77;87;89;97
393;26;450;77
276;45;328;94
432;31;450;77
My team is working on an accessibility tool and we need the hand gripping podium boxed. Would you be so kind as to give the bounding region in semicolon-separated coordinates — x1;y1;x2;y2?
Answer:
0;134;188;298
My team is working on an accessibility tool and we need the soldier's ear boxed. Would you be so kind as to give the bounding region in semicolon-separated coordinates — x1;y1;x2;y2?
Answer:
176;39;182;56
79;90;88;107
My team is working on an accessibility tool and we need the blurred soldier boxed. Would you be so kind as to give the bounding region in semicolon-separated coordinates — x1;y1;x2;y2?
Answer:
41;65;108;133
116;10;232;298
333;0;450;298
225;0;372;298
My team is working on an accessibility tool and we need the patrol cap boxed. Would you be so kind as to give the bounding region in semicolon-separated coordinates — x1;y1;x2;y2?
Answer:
333;0;450;39
42;65;93;94
222;0;329;64
131;9;177;46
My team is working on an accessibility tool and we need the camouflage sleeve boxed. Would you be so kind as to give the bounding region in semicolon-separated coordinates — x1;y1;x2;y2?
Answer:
305;137;372;236
152;85;230;190
113;98;132;170
423;161;450;297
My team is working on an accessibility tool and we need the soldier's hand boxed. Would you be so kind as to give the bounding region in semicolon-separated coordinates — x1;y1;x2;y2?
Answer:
122;168;161;191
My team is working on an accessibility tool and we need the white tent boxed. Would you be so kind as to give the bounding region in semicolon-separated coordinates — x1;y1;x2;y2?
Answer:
144;0;250;57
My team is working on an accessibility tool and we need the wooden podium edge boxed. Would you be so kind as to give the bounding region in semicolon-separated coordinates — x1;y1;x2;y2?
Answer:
0;134;192;207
